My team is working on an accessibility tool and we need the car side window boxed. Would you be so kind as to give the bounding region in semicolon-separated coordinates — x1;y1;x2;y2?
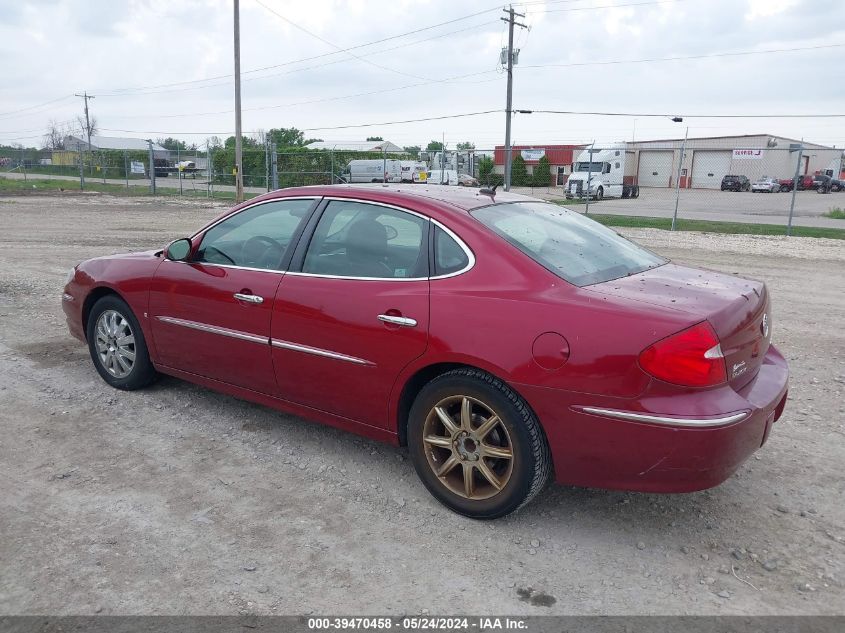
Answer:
434;226;469;276
195;199;313;270
303;200;428;279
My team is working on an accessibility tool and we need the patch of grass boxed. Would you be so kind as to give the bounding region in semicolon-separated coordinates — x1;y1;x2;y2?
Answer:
823;207;845;220
0;176;262;201
573;211;845;240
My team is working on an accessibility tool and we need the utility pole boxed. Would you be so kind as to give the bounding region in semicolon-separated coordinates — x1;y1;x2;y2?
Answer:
74;91;95;153
75;91;95;185
501;5;527;191
233;0;244;203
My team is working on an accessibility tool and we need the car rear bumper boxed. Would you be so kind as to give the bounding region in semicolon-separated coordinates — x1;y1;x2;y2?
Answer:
518;345;789;493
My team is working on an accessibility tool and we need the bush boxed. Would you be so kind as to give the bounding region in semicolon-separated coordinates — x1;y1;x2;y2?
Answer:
511;155;528;186
532;155;551;187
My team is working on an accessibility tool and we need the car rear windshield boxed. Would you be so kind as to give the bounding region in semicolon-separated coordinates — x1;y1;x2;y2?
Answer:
471;202;665;286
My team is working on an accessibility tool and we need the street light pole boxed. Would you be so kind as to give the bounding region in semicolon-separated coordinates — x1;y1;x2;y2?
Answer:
233;0;244;203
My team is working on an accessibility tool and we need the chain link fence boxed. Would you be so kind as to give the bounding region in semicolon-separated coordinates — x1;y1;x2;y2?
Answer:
2;141;842;232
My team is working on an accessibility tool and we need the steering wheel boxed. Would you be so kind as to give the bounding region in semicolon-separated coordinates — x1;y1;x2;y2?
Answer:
202;245;236;265
242;235;283;267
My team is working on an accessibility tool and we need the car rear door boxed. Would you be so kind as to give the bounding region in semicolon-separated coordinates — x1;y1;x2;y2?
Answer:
270;198;430;429
148;197;317;394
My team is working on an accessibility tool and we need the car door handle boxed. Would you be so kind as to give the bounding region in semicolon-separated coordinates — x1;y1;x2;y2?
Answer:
378;314;417;327
233;293;264;304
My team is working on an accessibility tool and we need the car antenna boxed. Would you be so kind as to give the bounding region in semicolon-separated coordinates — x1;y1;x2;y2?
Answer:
479;183;498;197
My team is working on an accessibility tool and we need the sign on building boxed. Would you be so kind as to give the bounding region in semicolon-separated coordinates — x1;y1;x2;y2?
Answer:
130;161;146;175
732;149;764;160
520;149;545;161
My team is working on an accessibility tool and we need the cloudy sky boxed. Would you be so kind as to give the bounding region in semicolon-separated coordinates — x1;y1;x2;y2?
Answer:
1;0;844;150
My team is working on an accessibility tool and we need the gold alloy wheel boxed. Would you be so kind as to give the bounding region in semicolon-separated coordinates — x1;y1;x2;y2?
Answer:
422;395;514;500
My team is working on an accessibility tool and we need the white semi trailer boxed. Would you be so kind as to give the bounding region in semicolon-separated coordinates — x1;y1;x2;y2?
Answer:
565;144;639;200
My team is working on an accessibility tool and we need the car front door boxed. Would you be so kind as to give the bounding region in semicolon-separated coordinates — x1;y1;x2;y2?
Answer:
148;197;317;394
271;199;430;429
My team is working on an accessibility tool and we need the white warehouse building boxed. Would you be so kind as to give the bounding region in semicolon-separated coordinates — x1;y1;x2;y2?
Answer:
628;134;843;189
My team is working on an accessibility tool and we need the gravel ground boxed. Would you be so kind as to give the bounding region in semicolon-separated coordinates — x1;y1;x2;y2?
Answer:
0;194;843;616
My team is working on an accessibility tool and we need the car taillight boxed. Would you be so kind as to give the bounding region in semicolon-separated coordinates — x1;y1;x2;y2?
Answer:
638;322;727;388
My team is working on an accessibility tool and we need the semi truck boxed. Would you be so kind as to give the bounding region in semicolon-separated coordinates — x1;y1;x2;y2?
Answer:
565;144;639;200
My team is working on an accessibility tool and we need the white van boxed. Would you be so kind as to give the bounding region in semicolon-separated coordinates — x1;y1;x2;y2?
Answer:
344;159;403;183
427;169;459;186
400;161;428;183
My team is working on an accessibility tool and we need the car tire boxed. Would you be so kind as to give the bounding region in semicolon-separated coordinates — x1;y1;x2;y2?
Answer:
631;186;639;199
86;295;157;391
408;368;552;519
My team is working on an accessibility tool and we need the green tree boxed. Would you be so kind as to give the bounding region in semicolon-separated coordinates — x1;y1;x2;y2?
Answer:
266;127;322;148
478;155;494;181
366;136;384;142
457;141;475;151
224;135;259;149
426;140;443;151
511;154;528;186
403;145;421;156
156;137;188;151
533;154;551;187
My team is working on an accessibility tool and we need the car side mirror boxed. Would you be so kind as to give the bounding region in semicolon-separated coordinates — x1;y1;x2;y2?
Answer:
166;238;192;261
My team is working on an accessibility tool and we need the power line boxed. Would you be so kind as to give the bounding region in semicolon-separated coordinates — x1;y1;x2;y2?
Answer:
98;110;502;136
101;70;501;120
96;2;502;96
519;109;845;118
96;19;500;98
253;0;432;82
0;95;76;121
520;43;845;71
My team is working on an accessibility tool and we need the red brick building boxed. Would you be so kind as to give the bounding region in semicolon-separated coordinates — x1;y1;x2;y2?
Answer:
493;144;584;186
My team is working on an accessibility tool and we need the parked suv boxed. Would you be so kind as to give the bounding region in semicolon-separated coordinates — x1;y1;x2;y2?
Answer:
721;175;750;191
813;174;842;193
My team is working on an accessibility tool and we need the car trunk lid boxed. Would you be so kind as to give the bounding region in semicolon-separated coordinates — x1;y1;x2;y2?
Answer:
591;263;771;389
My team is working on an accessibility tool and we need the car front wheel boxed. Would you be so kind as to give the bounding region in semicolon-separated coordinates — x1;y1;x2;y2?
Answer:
86;295;157;390
408;369;551;519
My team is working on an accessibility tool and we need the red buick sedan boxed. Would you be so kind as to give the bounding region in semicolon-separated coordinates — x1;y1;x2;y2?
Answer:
62;185;788;518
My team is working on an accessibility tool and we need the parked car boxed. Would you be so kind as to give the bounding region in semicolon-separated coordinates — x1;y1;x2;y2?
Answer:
62;185;788;519
777;175;814;192
813;174;842;193
457;173;479;187
751;176;781;193
720;175;750;191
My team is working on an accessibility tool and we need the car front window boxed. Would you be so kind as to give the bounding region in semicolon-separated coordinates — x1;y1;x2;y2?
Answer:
471;202;665;286
196;198;313;270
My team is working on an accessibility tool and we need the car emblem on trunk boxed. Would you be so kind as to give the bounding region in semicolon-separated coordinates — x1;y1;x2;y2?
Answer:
761;313;769;338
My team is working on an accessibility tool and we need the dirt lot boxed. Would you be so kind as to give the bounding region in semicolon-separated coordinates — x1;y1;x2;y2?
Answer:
0;193;843;616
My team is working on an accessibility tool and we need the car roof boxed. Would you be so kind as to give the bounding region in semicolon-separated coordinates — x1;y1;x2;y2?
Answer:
262;183;543;212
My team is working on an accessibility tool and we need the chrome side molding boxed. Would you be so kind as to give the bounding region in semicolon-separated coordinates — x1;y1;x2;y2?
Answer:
578;406;749;428
155;316;268;345
270;339;374;366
